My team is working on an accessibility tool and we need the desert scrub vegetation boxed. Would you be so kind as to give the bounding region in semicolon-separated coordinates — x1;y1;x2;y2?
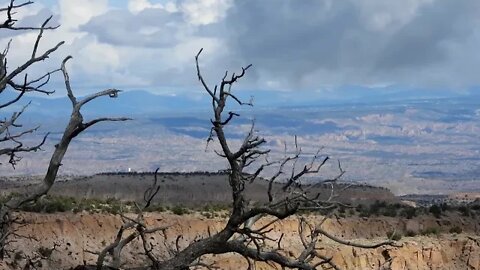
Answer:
355;201;417;218
18;196;133;214
352;200;480;220
0;194;236;216
1;195;133;214
420;227;440;236
170;205;189;215
11;193;476;223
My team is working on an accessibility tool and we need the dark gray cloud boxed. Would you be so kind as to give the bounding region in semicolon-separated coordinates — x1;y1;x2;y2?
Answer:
78;0;480;91
218;0;480;89
221;0;372;85
376;0;480;70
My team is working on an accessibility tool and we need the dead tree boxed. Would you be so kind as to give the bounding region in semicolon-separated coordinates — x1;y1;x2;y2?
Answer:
147;49;399;270
0;0;62;167
82;50;397;270
0;0;129;260
93;169;169;270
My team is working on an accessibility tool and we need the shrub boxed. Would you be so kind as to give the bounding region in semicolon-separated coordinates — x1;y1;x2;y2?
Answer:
171;206;188;215
13;251;23;261
359;210;371;218
458;206;471;217
146;204;166;212
405;230;417;237
440;202;450;211
382;205;398;217
201;212;213;219
400;207;417;219
386;230;402;241
369;200;387;216
429;204;442;218
421;227;440;236
37;246;53;258
449;226;462;234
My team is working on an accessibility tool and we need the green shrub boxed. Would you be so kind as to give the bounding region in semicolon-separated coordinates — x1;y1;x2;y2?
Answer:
171;206;188;215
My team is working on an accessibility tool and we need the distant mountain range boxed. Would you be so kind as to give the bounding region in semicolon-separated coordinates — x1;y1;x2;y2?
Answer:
2;87;478;119
2;87;479;195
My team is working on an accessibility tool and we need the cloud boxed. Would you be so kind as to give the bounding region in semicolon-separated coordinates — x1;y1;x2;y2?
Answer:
179;0;233;25
58;0;109;30
4;0;480;97
217;0;480;90
128;0;165;14
81;8;186;48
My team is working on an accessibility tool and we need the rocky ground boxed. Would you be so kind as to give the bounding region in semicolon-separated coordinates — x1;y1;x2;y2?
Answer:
0;212;479;270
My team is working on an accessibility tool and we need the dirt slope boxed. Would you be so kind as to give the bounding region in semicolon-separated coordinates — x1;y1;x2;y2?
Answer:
1;212;479;270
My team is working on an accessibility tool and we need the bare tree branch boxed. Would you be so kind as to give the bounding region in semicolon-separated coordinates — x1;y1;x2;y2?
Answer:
147;50;397;270
0;53;129;258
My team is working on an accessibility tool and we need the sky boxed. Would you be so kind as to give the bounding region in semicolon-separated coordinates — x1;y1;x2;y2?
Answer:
2;0;480;101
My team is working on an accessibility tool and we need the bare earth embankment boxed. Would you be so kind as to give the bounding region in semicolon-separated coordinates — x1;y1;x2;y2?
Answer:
1;173;479;269
0;212;479;270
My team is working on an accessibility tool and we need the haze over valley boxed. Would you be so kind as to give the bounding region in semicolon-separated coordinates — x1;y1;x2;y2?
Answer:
2;90;479;195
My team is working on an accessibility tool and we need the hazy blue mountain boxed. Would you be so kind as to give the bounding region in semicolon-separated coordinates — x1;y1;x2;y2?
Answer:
3;87;474;119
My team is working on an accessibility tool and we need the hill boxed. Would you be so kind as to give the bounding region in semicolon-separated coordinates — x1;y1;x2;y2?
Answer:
1;172;396;207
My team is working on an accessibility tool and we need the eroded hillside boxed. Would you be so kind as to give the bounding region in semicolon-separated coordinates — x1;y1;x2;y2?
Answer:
1;212;479;270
